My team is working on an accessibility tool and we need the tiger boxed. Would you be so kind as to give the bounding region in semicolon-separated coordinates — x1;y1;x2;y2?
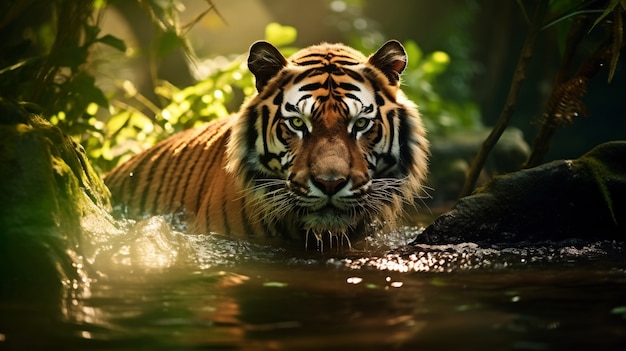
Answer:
104;40;429;247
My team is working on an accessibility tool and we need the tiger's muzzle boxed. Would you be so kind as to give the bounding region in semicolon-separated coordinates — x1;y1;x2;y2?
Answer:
286;134;371;232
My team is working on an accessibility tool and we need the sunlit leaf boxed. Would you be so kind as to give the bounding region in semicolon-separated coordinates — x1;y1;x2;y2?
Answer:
106;112;131;134
94;0;107;9
263;281;288;288
403;40;423;69
86;102;99;116
265;22;298;47
422;51;450;76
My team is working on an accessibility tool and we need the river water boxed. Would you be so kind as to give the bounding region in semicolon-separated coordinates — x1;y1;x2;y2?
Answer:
1;215;625;350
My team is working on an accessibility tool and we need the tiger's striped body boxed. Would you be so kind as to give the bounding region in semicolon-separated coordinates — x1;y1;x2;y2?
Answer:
105;40;429;244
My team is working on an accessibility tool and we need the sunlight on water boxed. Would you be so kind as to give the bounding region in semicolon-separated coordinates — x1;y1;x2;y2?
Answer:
81;214;623;274
336;240;624;272
4;214;622;351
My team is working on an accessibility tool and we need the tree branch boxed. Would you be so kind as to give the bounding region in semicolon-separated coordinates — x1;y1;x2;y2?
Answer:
459;0;548;198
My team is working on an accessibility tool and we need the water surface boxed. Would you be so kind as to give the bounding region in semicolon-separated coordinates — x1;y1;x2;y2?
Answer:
1;216;624;350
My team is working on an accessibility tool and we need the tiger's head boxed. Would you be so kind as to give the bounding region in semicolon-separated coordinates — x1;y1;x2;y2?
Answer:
226;41;429;241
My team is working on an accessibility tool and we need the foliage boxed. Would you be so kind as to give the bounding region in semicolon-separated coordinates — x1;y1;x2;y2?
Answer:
90;21;482;172
0;0;481;173
324;0;482;134
0;0;122;143
461;0;625;195
400;40;481;135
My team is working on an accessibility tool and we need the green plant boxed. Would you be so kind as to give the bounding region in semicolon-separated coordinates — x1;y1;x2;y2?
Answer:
0;0;123;139
1;0;479;174
400;40;481;135
460;0;625;197
85;22;306;172
89;22;478;172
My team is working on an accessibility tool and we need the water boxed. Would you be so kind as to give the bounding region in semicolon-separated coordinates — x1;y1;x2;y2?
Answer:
1;216;625;350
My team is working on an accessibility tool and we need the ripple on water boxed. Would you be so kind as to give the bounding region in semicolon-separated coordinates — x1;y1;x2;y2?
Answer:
85;217;624;273
337;239;625;272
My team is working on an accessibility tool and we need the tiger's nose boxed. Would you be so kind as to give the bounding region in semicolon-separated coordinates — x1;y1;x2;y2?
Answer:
312;176;348;195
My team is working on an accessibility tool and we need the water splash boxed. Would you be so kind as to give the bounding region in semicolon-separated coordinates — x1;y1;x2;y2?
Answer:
82;215;624;274
335;240;624;272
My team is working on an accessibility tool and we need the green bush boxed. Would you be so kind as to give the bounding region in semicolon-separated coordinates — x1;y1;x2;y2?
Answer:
85;22;481;172
0;0;481;174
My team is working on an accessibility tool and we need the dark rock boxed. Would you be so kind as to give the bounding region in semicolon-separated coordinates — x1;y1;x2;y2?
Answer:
0;99;110;300
414;141;626;244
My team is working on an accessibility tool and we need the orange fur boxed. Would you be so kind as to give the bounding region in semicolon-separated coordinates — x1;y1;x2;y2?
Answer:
105;41;429;242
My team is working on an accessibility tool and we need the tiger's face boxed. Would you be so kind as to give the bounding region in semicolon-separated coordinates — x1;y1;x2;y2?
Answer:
227;41;428;240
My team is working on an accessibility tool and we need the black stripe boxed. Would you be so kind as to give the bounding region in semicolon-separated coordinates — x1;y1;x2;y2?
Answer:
293;70;314;84
153;130;199;212
397;108;414;176
273;90;283;105
245;108;259;155
344;93;360;102
344;68;365;82
364;68;395;103
338;82;360;91
374;93;385;106
176;127;221;210
194;131;229;215
299;82;324;91
333;59;359;66
285;103;297;112
178;144;204;212
261;105;271;156
385;110;396;155
221;190;231;236
241;199;257;238
297;59;326;66
137;143;172;213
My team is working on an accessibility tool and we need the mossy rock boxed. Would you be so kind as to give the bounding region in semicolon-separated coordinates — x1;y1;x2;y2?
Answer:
415;141;626;244
0;99;110;299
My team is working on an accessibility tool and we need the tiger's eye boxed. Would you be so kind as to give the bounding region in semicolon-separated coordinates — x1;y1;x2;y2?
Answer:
291;117;304;128
354;118;370;131
288;117;306;132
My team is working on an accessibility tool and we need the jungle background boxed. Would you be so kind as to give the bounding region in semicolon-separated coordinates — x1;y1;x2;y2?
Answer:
1;0;624;198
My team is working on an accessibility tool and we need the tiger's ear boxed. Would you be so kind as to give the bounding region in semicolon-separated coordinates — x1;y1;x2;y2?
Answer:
368;40;407;85
248;41;288;92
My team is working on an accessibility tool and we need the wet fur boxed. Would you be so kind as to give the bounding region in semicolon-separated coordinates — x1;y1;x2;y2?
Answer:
104;41;429;244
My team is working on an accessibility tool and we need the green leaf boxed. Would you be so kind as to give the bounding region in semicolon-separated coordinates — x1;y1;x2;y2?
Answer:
263;281;288;288
97;34;127;52
589;0;621;33
51;46;87;69
264;22;298;47
403;40;423;69
156;30;184;57
73;73;109;108
422;51;450;77
84;24;101;41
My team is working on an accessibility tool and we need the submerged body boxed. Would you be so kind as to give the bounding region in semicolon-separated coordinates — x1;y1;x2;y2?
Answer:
104;40;429;243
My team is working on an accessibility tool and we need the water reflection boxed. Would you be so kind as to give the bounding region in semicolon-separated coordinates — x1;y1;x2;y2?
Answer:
1;215;624;350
